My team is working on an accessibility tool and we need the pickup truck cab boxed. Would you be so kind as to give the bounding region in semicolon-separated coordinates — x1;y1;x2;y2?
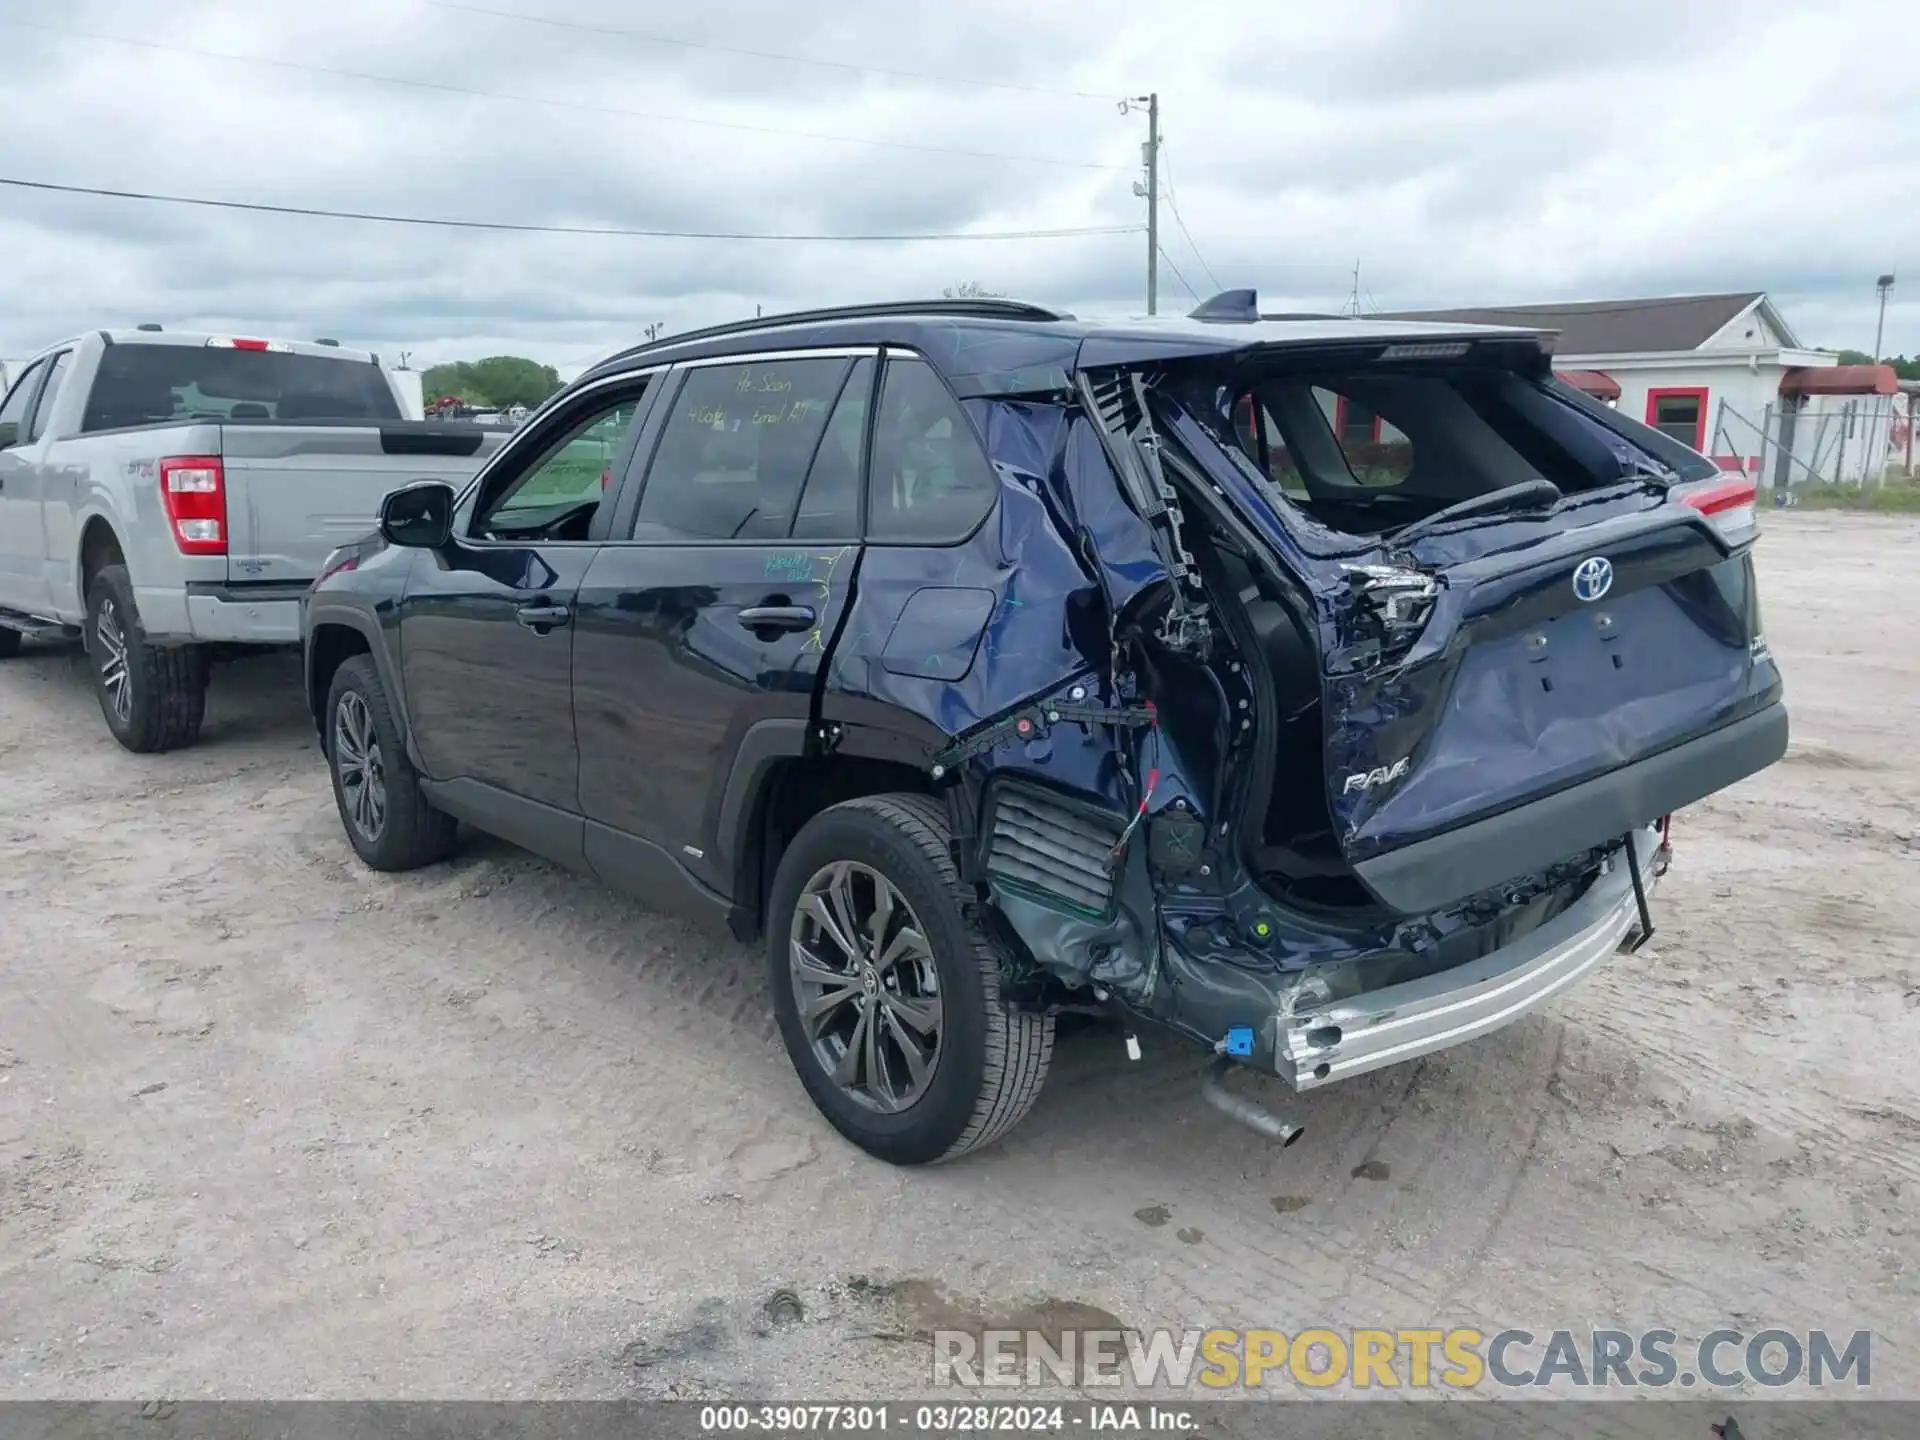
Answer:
0;328;507;751
304;295;1786;1165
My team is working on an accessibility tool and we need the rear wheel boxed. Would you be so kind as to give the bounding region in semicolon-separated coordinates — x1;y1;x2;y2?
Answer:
86;565;206;753
325;654;455;871
0;627;20;659
768;793;1053;1165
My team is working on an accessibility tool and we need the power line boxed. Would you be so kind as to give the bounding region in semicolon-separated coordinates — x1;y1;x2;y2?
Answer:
0;175;1143;243
1156;246;1200;304
423;0;1123;102
1159;145;1221;292
0;18;1127;172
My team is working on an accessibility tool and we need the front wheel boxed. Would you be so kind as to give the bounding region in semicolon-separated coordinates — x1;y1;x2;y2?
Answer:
768;793;1054;1165
0;627;20;659
324;654;455;871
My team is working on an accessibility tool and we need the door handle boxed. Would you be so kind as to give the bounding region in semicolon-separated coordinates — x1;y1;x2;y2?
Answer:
738;605;816;633
515;602;571;631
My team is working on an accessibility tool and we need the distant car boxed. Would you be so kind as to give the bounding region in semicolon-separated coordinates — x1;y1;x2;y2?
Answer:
302;293;1787;1165
0;329;507;750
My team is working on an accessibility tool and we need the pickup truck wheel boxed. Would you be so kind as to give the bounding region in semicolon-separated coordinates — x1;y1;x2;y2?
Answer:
768;793;1054;1165
325;654;454;871
0;627;20;659
86;565;206;753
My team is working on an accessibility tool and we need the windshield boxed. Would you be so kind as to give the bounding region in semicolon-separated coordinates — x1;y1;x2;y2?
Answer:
81;345;402;431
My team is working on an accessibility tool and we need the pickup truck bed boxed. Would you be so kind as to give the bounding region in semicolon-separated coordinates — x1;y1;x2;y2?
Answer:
0;328;507;748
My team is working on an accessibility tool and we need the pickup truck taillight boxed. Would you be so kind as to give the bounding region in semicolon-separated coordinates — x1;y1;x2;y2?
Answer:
1671;476;1758;548
158;455;227;556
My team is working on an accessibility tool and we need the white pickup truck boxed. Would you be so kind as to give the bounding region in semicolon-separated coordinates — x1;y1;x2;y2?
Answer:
0;328;508;751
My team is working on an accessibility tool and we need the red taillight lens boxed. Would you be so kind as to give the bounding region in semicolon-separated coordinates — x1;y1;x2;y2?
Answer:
158;455;227;555
1672;477;1758;547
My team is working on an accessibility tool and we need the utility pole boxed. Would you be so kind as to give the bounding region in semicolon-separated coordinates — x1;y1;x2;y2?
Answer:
1124;93;1160;314
1874;274;1895;360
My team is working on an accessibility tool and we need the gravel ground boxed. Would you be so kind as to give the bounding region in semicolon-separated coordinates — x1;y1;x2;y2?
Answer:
1;511;1916;1404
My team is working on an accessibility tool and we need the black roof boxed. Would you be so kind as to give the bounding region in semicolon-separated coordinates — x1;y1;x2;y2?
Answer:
1371;292;1766;356
577;294;1552;398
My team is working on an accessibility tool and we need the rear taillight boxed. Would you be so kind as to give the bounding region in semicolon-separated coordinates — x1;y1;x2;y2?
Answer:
1672;477;1757;548
158;455;227;555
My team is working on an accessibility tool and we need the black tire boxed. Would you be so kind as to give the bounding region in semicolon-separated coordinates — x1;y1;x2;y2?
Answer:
0;627;20;659
324;653;455;871
86;564;206;753
768;793;1054;1165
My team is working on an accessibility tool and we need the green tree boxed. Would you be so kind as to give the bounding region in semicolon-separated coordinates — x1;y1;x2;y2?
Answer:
422;356;562;409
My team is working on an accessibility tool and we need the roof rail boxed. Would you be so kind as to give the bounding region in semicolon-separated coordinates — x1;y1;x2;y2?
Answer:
590;297;1073;372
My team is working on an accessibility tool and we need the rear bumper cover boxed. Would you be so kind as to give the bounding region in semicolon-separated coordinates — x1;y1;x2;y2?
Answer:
1279;828;1663;1090
137;582;310;645
1353;702;1787;914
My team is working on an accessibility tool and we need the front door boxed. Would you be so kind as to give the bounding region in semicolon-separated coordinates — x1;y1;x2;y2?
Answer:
0;356;51;613
573;352;873;900
398;379;653;861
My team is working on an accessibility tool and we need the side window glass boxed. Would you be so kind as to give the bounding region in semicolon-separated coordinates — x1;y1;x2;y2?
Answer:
474;387;645;539
633;358;848;542
27;352;73;443
789;358;872;540
0;360;47;448
867;356;997;543
1314;385;1415;488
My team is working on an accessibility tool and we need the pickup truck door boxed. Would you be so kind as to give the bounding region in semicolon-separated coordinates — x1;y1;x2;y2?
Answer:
397;378;656;864
571;352;870;904
0;355;52;613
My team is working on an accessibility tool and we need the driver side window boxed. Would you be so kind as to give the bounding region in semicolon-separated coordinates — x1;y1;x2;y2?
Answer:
473;386;646;540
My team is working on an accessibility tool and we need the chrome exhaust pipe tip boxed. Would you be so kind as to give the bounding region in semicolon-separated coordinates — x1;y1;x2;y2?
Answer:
1202;1056;1303;1147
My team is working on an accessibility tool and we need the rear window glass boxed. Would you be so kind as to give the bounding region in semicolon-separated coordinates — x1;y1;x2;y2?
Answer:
1230;367;1696;514
81;345;402;432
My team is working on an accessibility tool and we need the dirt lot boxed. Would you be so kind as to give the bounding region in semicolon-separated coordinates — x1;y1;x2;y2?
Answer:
2;511;1917;1403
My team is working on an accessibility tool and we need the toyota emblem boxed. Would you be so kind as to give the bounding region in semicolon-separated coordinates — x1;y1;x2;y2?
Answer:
1572;556;1614;603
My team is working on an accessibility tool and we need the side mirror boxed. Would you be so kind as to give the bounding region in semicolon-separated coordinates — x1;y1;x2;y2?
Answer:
379;480;456;548
0;421;17;450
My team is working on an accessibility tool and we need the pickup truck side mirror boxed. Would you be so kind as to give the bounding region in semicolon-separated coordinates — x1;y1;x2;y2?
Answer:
0;421;17;450
380;480;456;548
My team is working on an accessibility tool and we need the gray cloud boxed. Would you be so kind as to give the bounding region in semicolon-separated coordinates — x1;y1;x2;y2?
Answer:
0;0;1913;372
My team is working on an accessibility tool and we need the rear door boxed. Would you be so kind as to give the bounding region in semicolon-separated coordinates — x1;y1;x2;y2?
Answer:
397;377;654;859
1213;363;1781;909
572;349;871;900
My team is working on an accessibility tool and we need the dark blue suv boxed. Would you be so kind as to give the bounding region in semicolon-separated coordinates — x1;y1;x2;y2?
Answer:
302;293;1786;1164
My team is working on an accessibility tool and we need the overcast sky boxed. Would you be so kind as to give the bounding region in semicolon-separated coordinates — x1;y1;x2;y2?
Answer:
1;0;1914;373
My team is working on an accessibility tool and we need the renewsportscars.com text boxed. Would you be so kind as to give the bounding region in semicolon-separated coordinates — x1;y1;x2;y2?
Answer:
932;1326;1872;1391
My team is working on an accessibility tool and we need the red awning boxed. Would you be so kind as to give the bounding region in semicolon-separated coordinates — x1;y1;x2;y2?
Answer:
1555;369;1620;400
1779;364;1898;397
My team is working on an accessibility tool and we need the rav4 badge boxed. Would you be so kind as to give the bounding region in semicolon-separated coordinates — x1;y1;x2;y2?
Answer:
1342;757;1411;794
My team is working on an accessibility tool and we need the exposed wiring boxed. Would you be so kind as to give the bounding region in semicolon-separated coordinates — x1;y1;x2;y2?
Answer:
0;177;1143;243
1;17;1129;172
1109;703;1161;865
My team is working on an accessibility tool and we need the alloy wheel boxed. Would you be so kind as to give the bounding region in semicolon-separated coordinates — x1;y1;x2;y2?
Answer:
95;598;132;723
333;691;387;841
789;861;943;1113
